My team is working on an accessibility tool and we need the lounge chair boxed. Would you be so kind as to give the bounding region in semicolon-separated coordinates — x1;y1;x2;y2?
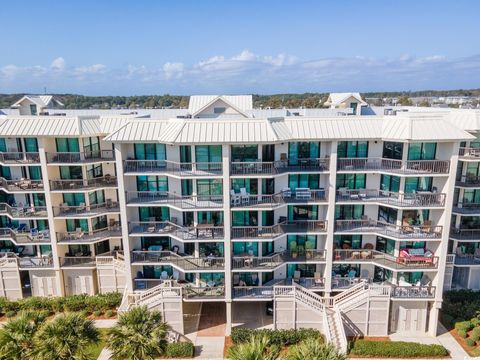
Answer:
230;190;240;206
239;188;250;204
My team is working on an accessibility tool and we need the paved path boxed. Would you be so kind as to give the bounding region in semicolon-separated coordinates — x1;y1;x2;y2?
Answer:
97;348;112;360
194;336;225;359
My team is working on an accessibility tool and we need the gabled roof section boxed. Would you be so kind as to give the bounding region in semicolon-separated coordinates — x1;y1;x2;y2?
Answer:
0;116;100;137
104;120;170;142
188;95;252;117
11;95;64;108
324;92;367;106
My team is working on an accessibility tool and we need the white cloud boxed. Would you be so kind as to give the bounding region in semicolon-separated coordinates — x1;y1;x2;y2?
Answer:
163;62;184;80
74;64;107;75
1;65;20;77
50;57;66;72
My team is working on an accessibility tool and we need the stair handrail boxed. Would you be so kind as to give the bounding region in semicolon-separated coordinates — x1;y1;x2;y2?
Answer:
322;308;332;343
292;282;325;312
331;280;368;307
118;286;130;312
333;307;348;353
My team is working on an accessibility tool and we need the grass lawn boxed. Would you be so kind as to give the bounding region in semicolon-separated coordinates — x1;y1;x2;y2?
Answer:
87;328;109;358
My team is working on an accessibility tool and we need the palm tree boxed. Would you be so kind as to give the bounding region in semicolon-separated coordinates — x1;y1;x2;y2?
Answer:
31;312;99;360
0;311;46;360
228;335;280;360
286;338;347;360
107;306;168;360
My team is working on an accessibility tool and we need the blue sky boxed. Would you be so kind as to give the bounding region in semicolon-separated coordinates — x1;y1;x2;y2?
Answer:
1;0;480;95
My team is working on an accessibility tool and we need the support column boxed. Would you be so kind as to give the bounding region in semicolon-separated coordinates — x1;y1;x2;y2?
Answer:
221;144;233;335
114;144;134;292
324;141;338;294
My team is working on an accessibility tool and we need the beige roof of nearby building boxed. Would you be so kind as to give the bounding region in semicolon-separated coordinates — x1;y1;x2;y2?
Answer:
324;92;367;106
11;95;64;108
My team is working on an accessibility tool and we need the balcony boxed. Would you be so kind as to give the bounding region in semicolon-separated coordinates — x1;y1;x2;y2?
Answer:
0;152;40;165
0;177;45;192
230;158;330;176
46;150;115;164
49;176;117;191
0;203;48;219
333;249;439;269
183;286;225;300
390;285;436;299
230;189;327;208
60;256;96;268
56;225;122;244
459;147;480;160
0;253;54;269
450;228;480;241
453;203;480;215
0;228;51;244
126;191;223;209
336;189;446;208
53;201;120;217
128;221;224;240
337;157;450;175
231;220;327;240
335;219;442;240
232;250;327;270
131;251;225;270
456;175;480;187
123;160;223;177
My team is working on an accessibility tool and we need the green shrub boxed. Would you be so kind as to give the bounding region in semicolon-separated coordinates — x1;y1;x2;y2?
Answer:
105;309;114;318
456;320;474;332
471;333;480;342
93;310;103;317
466;338;477;347
472;327;480;338
350;340;449;358
5;310;16;318
458;330;468;338
19;296;54;312
231;328;323;346
164;342;194;358
471;318;480;327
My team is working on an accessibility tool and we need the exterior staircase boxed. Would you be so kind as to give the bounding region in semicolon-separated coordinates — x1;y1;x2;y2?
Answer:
118;281;182;312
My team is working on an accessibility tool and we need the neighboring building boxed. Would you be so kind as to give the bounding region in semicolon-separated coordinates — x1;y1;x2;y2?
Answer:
11;95;64;115
1;94;480;351
323;92;367;115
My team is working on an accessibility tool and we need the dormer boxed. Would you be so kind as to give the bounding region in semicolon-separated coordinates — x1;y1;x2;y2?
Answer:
188;95;252;118
324;92;367;115
11;95;64;115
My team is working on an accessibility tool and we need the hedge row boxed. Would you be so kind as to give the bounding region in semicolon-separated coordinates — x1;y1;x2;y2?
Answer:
350;340;449;358
0;292;122;317
231;328;323;346
164;342;195;358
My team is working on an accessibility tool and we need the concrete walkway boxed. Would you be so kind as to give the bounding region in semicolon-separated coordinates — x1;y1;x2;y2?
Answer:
390;323;471;359
97;348;112;360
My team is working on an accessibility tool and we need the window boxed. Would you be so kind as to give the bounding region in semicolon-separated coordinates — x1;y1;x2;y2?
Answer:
376;236;395;255
288;205;318;220
29;104;37;115
66;219;88;232
197;211;223;225
200;273;224;285
378;206;397;224
289;174;319;190
336;174;366;189
408;143;436;160
197;179;222;196
88;190;105;205
262;178;275;195
380;174;400;193
181;179;193;196
288;235;317;252
231;179;257;194
63;193;85;206
404;177;432;193
334;235;361;249
231;145;258;162
374;266;393;283
262;210;274;226
233;242;258;256
199;242;224;257
86;164;103;179
335;205;364;220
463;189;480;204
28;166;42;180
134;144;166;160
60;166;82;180
56;138;79;153
83;137;100;155
337;141;368;158
143;265;173;279
195;145;222;163
382;142;403;160
137;176;168;192
31;194;46;207
141;237;171;250
0;139;6;152
179;145;191;163
94;240;110;255
214;107;226;114
232;211;257;226
288;142;320;164
24;138;38;152
287;264;316;278
138;207;169;221
92;215;108;230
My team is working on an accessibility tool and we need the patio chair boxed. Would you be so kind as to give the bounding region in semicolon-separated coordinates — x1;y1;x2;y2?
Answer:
75;227;84;239
282;187;292;198
474;248;480;262
293;270;301;283
456;247;467;258
172;271;180;281
239;188;250;204
230;190;240;206
160;271;169;280
76;202;86;214
314;272;324;286
338;187;348;199
233;274;240;286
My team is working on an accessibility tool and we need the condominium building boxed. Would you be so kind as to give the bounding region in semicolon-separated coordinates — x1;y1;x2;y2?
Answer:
0;94;479;350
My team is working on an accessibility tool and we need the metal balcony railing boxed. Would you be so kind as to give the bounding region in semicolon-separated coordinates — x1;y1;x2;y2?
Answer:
230;158;330;175
456;175;480;187
46;150;115;164
0;152;40;164
56;224;122;243
337;157;450;174
126;191;223;209
128;221;224;240
131;251;225;270
449;228;480;240
232;249;327;270
60;256;96;267
0;203;48;218
53;201;120;217
459;147;480;158
0;177;45;192
230;189;327;208
0;228;50;244
452;203;480;215
333;249;439;269
335;219;442;239
336;189;445;207
49;176;117;191
231;220;327;240
123;160;223;176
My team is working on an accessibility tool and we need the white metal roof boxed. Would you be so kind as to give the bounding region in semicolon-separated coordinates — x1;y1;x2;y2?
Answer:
0;116;101;137
11;95;64;108
104;120;170;142
324;92;367;106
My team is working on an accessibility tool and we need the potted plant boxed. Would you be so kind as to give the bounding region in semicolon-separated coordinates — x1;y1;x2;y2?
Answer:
290;241;298;259
305;240;314;259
